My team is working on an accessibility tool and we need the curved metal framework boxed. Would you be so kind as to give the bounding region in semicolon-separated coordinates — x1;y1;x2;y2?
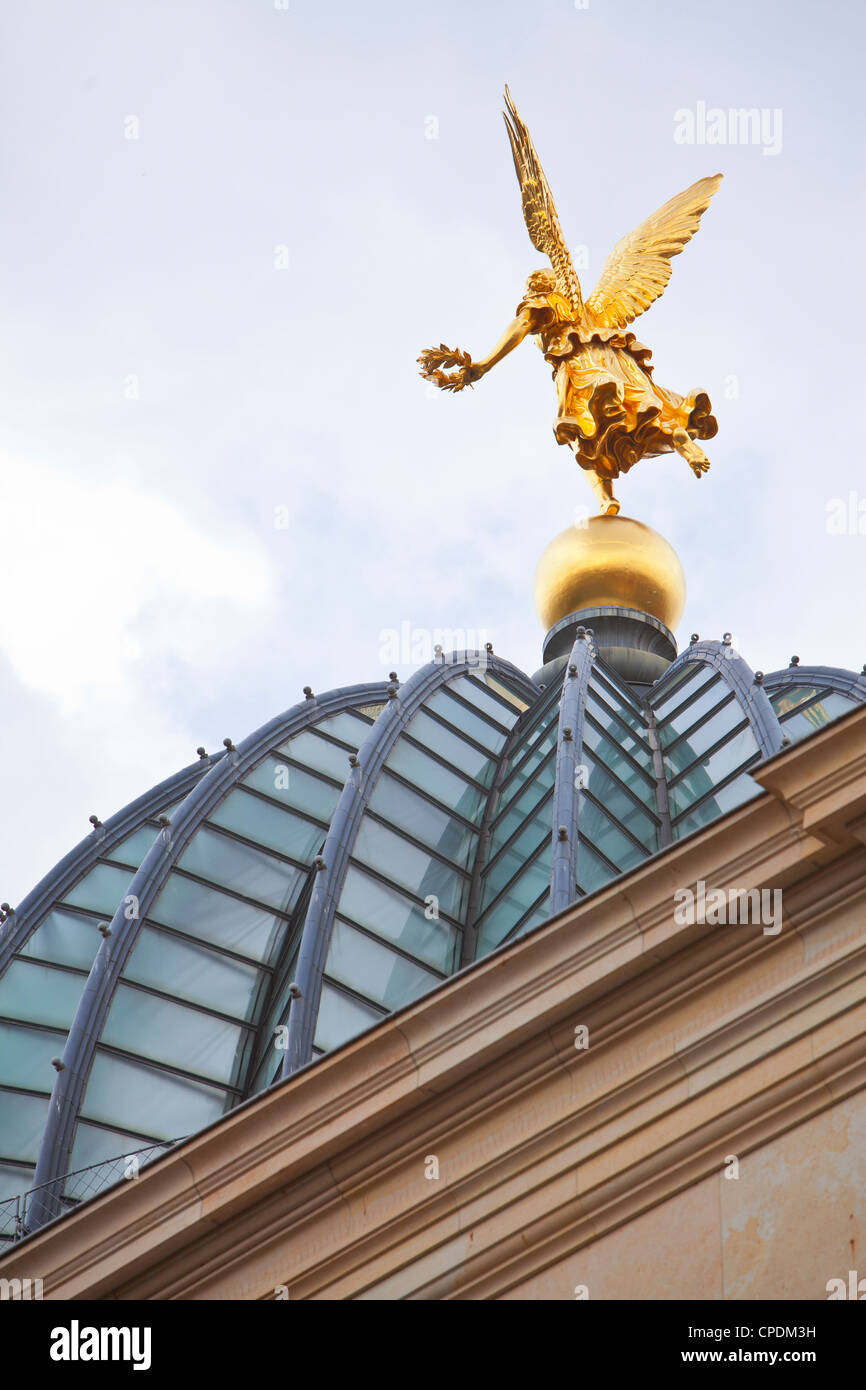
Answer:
7;635;866;1239
282;653;538;1076
550;631;595;914
29;683;390;1224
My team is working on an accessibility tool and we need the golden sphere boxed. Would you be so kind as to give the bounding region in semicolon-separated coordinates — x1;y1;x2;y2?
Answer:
534;515;686;633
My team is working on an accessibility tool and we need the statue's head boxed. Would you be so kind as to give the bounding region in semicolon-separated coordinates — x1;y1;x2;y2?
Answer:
525;268;557;296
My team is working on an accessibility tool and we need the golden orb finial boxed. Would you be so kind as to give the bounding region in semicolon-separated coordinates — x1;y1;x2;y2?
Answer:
534;515;686;633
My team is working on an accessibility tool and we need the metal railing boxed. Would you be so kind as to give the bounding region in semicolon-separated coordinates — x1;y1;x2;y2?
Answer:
0;1138;185;1247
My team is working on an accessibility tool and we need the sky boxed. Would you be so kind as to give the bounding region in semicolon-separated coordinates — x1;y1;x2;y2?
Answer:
1;0;864;904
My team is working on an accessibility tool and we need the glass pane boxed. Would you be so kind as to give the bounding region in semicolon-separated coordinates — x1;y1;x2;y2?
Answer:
425;690;509;752
314;982;384;1053
0;1024;66;1092
338;866;458;972
510;899;551;940
178;826;302;914
481;673;531;712
326;920;441;1011
590;670;645;721
62;862;135;917
105;824;159;867
499;729;557;803
275;729;354;781
404;710;497;784
577;840;620;895
650;662;714;716
0;960;85;1030
579;798;648;873
209;788;324;862
69;1122;153;1174
311;710;375;744
778;692;855;744
0;1161;34;1208
585;693;654;770
668;726;760;818
483;817;550;908
123;927;264;1022
386;740;487;820
367;774;477;870
663;699;746;776
101;984;246;1085
583;753;659;850
352;819;468;921
150;874;284;962
444;675;517;728
488;775;553;863
19;907;101;971
82;1052;228;1137
581;724;657;812
770;684;824;715
659;679;730;747
243;757;340;823
476;846;552;956
0;1090;49;1162
673;772;763;838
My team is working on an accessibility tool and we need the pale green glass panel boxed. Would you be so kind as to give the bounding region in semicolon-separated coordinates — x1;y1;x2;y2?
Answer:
476;846;552;957
404;710;496;784
243;757;340;823
149;875;283;962
275;729;353;781
81;1052;228;1137
673;773;762;838
0;960;84;1030
209;788;324;862
123;927;264;1022
178;826;301;914
583;753;658;850
778;692;855;744
62;862;134;917
445;674;518;728
313;983;383;1053
659;679;729;747
0;1024;66;1092
0;1090;49;1162
338;866;458;972
425;690;509;752
353;819;467;920
668;726;759;818
585;693;654;769
326;920;440;1011
19;907;101;971
104;824;160;867
368;774;478;869
581;725;657;811
101;984;245;1085
386;740;487;820
649;662;715;716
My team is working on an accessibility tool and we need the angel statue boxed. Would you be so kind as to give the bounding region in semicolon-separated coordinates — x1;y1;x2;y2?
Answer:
418;88;722;515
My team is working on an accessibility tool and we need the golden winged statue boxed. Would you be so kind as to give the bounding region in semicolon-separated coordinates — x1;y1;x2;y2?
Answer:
418;88;723;515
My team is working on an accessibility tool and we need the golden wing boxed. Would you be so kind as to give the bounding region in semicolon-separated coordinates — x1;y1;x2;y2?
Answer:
503;86;584;317
585;174;723;330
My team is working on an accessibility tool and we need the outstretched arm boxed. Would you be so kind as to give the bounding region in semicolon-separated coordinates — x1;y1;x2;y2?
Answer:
418;308;533;392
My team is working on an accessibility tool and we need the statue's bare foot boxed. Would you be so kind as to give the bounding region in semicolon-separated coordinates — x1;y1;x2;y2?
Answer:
672;427;710;477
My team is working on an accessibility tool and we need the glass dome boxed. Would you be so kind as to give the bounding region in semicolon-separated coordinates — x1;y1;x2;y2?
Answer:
1;633;863;1239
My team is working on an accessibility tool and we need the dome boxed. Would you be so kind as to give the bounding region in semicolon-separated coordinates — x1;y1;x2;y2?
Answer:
1;628;864;1242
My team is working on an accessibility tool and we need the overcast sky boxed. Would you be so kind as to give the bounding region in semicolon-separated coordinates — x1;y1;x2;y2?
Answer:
1;0;864;904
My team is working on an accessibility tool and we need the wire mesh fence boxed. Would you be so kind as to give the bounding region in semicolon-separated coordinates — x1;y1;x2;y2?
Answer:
0;1138;185;1248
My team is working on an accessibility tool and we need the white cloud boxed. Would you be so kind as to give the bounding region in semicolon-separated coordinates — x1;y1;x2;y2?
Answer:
0;453;274;713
